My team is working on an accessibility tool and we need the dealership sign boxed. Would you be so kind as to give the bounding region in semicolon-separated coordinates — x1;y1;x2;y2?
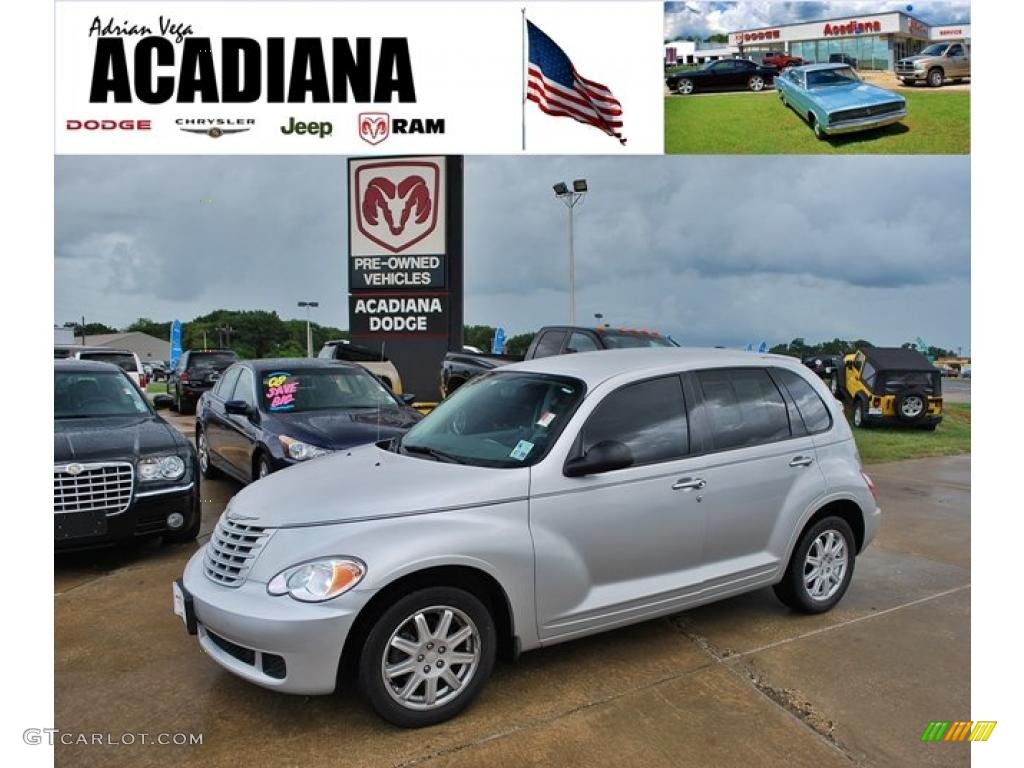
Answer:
822;20;883;36
347;155;464;398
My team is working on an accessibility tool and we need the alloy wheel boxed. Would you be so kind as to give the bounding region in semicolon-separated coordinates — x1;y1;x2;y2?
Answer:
677;79;694;95
381;605;481;711
749;75;764;91
803;530;848;601
197;432;209;473
901;396;925;419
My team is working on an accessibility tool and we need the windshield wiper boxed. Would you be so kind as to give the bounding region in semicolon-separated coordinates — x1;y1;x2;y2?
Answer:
401;443;470;465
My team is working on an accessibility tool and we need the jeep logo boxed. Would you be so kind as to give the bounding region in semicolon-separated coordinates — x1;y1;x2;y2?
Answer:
280;118;333;138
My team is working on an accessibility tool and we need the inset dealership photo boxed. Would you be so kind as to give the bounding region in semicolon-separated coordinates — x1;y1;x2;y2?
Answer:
664;1;970;154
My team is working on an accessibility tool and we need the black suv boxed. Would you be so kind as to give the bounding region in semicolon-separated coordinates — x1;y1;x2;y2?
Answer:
168;349;240;415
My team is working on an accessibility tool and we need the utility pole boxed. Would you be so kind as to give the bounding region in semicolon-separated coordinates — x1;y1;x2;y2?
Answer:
297;301;320;357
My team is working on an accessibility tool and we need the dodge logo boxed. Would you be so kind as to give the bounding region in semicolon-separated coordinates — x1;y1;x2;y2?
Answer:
359;112;390;145
354;161;440;253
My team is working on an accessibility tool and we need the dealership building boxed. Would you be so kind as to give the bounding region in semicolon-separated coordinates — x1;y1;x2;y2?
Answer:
724;11;969;71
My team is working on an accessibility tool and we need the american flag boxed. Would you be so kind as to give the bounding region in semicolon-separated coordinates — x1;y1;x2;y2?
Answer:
526;20;626;145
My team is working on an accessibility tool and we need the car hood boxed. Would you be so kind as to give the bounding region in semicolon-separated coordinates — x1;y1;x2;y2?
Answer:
268;407;420;449
224;443;529;528
809;83;903;110
54;415;184;463
897;55;933;65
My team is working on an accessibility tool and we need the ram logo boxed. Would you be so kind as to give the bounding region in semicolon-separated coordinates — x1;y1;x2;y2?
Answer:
359;112;390;145
353;161;441;253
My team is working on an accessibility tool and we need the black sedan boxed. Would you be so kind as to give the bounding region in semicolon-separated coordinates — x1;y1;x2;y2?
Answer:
195;358;422;484
666;58;776;95
54;360;200;550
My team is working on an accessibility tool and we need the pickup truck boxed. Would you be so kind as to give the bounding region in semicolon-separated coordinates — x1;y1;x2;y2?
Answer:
762;51;805;70
895;41;970;87
440;326;677;397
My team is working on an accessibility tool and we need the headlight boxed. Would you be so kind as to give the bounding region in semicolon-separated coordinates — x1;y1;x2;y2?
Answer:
138;455;186;482
914;62;925;70
279;435;332;461
267;558;366;602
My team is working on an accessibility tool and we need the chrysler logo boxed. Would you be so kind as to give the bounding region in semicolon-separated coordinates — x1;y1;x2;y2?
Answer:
66;463;85;476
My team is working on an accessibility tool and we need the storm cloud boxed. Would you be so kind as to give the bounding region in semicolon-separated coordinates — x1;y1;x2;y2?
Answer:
55;154;970;351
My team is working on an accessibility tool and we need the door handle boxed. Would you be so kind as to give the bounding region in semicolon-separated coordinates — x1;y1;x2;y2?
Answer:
672;477;706;491
789;456;814;468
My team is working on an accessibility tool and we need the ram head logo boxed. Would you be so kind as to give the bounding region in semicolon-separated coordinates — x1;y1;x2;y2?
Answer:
354;162;441;253
359;112;390;145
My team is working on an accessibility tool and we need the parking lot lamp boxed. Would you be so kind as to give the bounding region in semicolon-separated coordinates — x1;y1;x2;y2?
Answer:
553;179;587;325
297;301;320;358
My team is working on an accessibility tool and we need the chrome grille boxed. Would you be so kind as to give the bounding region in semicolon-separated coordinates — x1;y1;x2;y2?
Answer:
204;515;271;587
54;462;133;515
831;102;903;124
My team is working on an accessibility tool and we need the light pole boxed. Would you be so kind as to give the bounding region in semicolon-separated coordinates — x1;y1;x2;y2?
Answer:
553;179;587;325
297;301;319;357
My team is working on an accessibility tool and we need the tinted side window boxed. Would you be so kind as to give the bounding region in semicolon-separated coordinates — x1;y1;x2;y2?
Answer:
232;369;257;408
567;332;599;353
775;369;833;434
580;376;688;465
215;366;242;398
532;331;566;359
697;368;791;451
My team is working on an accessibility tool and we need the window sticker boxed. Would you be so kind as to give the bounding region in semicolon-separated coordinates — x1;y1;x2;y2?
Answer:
510;440;534;461
264;372;298;411
536;411;556;428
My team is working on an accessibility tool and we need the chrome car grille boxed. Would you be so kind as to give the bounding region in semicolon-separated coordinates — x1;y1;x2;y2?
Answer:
204;515;271;587
895;62;917;74
54;462;133;515
831;102;904;123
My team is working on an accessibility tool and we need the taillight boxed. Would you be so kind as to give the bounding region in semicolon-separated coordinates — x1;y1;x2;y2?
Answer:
180;371;190;384
140;373;148;388
861;471;879;503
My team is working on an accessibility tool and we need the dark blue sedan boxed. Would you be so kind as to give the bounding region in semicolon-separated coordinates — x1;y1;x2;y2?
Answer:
195;358;421;484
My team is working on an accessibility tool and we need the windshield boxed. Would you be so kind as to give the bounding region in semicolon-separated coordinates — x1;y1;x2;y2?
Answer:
807;67;860;87
400;372;585;468
78;352;139;372
600;332;677;349
920;43;949;56
261;368;397;413
55;371;151;419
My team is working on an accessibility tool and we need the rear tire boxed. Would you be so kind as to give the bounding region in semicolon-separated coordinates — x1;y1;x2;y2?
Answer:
774;516;856;614
853;398;872;429
358;586;496;727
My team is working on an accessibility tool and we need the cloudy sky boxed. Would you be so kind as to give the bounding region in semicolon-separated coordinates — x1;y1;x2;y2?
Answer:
665;1;972;40
55;154;970;352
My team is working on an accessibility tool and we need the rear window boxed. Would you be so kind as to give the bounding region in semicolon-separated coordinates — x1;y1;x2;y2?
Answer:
78;352;138;372
532;331;566;358
876;370;941;396
188;352;238;372
599;332;676;349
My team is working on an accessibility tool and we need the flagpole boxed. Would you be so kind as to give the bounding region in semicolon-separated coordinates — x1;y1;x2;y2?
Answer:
521;7;526;152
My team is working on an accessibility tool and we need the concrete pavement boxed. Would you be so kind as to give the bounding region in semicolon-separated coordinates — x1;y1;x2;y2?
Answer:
54;453;970;768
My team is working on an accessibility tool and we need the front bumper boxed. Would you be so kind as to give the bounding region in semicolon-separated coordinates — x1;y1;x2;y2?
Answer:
180;548;365;694
823;108;907;135
55;483;198;550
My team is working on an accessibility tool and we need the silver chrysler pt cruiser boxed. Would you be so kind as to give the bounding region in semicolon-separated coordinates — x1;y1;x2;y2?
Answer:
175;348;880;727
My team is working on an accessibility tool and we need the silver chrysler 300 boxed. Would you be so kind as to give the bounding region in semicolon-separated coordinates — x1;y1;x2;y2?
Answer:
174;348;880;727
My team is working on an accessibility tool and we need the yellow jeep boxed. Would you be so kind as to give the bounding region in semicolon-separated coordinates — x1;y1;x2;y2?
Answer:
840;347;943;430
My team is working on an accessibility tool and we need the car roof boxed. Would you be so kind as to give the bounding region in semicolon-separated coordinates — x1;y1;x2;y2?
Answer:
239;358;363;373
796;63;852;72
54;358;125;373
501;347;806;389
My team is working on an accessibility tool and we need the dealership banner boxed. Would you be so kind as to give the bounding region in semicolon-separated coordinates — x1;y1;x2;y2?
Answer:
55;0;663;155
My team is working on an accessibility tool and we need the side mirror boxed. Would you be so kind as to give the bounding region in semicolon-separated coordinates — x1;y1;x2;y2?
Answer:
225;400;252;416
564;440;634;478
401;393;417;405
152;394;173;410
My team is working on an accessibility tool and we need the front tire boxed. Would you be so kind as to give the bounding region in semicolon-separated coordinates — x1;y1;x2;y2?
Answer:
927;67;944;87
359;586;496;727
810;114;826;140
675;78;694;95
255;454;273;481
774;516;856;614
748;75;766;92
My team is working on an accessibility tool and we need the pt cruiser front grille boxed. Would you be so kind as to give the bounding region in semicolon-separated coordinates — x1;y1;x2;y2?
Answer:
203;515;271;587
54;462;133;515
830;102;903;124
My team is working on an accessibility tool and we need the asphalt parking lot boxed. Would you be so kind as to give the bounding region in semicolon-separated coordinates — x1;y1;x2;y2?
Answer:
55;411;969;768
